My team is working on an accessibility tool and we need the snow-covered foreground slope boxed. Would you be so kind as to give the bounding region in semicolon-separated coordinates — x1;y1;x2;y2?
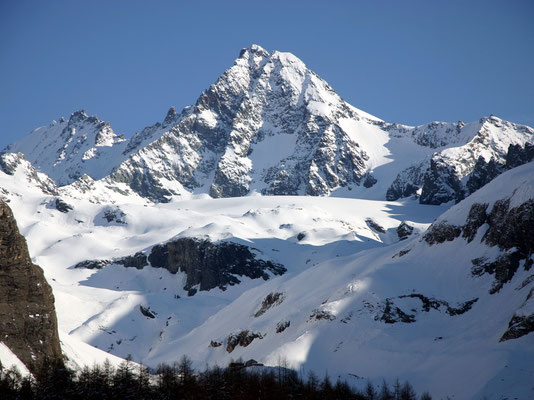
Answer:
1;150;533;398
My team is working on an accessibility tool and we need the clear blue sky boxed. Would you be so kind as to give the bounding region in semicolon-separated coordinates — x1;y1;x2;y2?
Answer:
1;0;533;149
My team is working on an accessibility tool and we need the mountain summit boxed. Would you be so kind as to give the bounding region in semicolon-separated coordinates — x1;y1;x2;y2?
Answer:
4;46;534;204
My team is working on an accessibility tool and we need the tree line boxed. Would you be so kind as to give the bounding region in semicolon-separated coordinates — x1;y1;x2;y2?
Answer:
0;356;433;399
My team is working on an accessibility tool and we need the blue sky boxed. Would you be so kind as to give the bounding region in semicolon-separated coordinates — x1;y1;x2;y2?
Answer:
1;0;533;149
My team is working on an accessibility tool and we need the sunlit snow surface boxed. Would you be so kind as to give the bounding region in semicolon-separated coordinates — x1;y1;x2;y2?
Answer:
1;156;533;398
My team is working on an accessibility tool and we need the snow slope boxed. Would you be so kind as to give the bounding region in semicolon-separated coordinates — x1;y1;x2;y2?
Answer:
1;149;533;398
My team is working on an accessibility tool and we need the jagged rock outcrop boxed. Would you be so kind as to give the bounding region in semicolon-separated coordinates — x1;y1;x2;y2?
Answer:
106;45;376;201
424;192;534;294
378;294;478;324
254;292;284;317
396;221;414;241
420;158;465;205
54;198;73;213
226;330;263;353
75;238;286;294
148;238;286;293
0;201;62;372
73;251;148;270
386;161;427;201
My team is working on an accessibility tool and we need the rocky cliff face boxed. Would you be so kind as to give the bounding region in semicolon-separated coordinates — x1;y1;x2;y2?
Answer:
420;162;534;340
0;201;62;372
75;237;286;295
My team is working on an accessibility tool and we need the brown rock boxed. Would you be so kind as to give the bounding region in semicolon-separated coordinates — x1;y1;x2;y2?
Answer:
0;201;63;372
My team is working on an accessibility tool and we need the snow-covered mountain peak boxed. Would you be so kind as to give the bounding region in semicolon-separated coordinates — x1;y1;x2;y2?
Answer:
4;110;127;186
5;46;534;206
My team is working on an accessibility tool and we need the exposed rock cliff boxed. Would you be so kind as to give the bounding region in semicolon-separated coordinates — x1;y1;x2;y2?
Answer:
75;237;286;295
0;201;62;372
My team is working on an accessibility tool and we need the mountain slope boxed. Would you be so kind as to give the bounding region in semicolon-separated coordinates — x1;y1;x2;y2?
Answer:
1;115;533;398
139;162;534;399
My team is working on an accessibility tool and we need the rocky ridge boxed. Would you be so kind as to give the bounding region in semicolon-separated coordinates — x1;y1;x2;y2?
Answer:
5;46;533;204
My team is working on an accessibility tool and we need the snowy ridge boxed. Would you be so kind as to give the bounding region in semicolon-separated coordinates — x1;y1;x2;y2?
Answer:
5;46;534;205
390;116;534;204
4;110;129;186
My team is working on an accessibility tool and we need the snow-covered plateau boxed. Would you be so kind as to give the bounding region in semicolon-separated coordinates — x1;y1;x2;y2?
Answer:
1;45;533;399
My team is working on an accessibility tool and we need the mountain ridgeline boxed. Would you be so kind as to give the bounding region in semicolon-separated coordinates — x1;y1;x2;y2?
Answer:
4;45;533;204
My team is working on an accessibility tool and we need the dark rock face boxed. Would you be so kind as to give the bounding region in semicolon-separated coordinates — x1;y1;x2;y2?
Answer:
420;158;464;205
362;173;377;188
102;207;127;224
462;203;488;242
276;320;290;333
75;238;285;295
147;238;286;292
378;293;478;324
426;197;534;294
466;158;503;196
226;330;263;353
386;163;426;201
117;252;148;269
396;222;414;241
483;199;534;254
380;299;415;324
366;218;385;233
54;198;73;213
0;201;62;372
308;309;335;321
506;142;534;169
73;259;111;270
500;313;534;341
474;199;534;293
423;222;462;245
254;292;284;318
139;305;156;319
73;252;148;270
